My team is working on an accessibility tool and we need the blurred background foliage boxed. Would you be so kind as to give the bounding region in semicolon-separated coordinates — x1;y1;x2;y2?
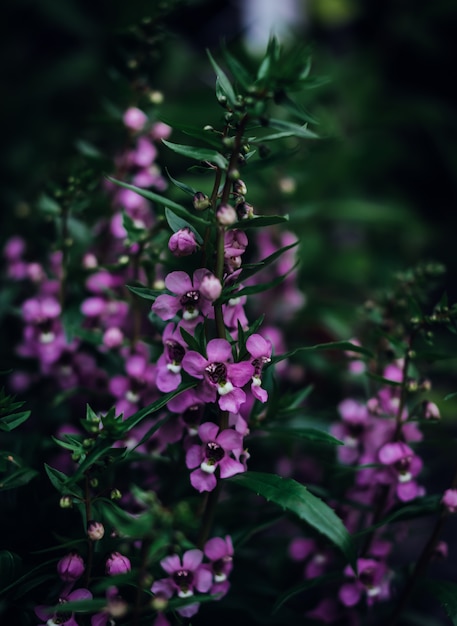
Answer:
2;0;457;380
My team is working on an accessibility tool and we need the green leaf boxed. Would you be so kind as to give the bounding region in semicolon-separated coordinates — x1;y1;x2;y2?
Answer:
0;467;38;490
444;391;457;401
126;285;164;302
221;43;252;90
159;119;222;149
230;214;290;229
266;118;318;140
273;573;341;613
44;464;83;498
0;551;22;589
237;240;299;284
270;341;373;365
207;49;237;106
164;207;203;244
106;177;208;227
231;471;357;570
165;168;197;196
51;599;107;613
220;261;299;304
161;139;228;169
261;427;343;446
424;578;457;624
0;410;30;432
355;496;441;536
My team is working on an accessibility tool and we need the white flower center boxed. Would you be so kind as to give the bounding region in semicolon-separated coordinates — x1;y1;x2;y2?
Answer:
40;331;55;344
201;460;217;474
251;376;262;387
217;380;234;396
178;589;194;599
228;297;241;306
398;471;412;483
167;363;181;374
214;572;227;582
126;390;140;403
183;309;199;321
366;585;381;597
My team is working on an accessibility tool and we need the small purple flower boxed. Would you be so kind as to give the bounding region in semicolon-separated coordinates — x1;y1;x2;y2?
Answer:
152;549;212;618
378;441;423;502
339;558;389;607
246;333;272;402
199;273;222;302
186;422;245;492
106;551;131;575
152;269;214;324
57;553;85;583
203;535;234;598
181;338;254;412
168;228;198;257
35;587;92;626
156;323;187;393
442;488;457;513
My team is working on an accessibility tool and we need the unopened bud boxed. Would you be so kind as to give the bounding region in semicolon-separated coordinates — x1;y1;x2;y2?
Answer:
199;273;222;302
87;520;105;541
57;553;85;582
193;192;211;211
103;327;124;349
236;201;254;220
217;204;238;226
60;495;73;509
424;401;440;420
228;168;240;181
233;180;247;196
106;552;131;575
151;596;169;611
168;228;198;257
111;488;122;500
442;489;457;513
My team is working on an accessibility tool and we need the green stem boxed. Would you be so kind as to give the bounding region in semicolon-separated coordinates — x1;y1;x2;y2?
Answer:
83;475;94;587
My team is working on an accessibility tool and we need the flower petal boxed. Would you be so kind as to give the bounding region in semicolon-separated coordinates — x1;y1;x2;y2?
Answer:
206;338;232;363
160;554;181;575
219;456;245;479
204;537;229;561
165;271;192;294
182;549;203;571
198;422;220;443
152;294;180;320
228;361;254;387
194;566;213;593
246;334;271;358
186;445;203;469
181;351;207;378
216;428;243;451
218;387;246;413
190;468;217;492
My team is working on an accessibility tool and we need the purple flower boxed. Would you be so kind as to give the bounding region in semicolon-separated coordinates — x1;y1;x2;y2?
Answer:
181;338;254;412
151;549;212;618
246;334;272;402
123;107;148;132
442;488;457;513
203;535;234;597
155;323;187;393
378;441;423;502
339;558;389;607
152;269;214;325
186;422;245;492
35;587;92;626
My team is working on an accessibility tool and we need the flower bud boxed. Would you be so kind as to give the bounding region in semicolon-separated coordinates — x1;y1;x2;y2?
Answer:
233;179;247;196
123;107;148;132
106;552;131;576
442;489;457;513
236;201;254;220
168;228;198;257
87;520;105;541
424;401;440;420
110;488;122;500
103;327;124;349
59;495;73;509
199;273;222;302
57;553;85;582
193;192;211;211
217;204;238;226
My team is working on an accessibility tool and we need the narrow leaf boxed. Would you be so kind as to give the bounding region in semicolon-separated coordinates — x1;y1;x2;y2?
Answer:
270;341;373;365
273;573;340;613
165;168;197;196
106;177;208;227
230;214;290;229
231;471;357;570
164;207;203;243
237;241;299;284
126;285;164;302
161;139;228;169
207;49;237;105
267;118;318;139
262;427;343;446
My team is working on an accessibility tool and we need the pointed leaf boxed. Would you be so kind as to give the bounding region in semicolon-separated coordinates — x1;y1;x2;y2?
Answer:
270;341;373;365
106;177;208;227
262;427;343;446
164;207;203;243
267;118;318;139
126;285;164;302
221;43;252;90
161;139;228;169
273;573;341;613
165;168;197;196
207;49;237;106
229;214;290;229
230;471;357;570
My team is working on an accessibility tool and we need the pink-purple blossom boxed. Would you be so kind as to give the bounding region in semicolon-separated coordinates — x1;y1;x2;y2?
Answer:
185;422;245;492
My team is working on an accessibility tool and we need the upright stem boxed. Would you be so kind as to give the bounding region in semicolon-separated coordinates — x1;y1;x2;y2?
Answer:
83;475;94;587
387;462;457;626
59;204;70;309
